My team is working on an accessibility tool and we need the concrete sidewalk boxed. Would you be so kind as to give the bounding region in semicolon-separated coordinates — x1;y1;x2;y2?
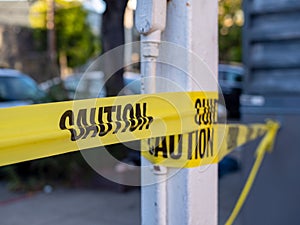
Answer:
0;186;141;225
0;170;243;225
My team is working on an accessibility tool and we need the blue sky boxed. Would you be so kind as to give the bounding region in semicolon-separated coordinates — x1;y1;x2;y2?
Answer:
83;0;106;14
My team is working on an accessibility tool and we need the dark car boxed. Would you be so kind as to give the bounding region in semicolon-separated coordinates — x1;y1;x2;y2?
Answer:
0;69;47;108
218;64;244;119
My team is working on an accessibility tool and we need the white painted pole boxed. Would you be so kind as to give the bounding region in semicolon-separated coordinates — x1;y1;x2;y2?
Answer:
137;0;218;224
136;1;168;225
161;1;218;224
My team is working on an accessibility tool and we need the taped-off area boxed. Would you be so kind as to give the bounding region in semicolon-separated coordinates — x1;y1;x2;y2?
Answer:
142;123;270;168
0;91;279;168
0;91;218;167
142;126;217;168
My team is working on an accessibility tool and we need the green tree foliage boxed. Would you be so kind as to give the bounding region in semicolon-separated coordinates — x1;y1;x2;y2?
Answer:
29;0;100;68
218;0;243;62
55;6;100;67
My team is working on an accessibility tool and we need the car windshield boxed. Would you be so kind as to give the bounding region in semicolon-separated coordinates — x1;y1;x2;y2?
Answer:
0;76;40;101
219;71;243;82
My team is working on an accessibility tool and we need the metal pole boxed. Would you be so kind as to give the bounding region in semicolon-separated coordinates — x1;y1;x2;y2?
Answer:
136;1;167;224
140;30;168;225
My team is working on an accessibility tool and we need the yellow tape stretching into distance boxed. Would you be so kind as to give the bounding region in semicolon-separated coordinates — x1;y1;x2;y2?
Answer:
225;120;280;225
0;91;279;168
141;123;269;168
0;91;217;166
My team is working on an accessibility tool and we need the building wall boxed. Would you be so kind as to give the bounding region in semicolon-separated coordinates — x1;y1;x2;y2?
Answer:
243;0;300;95
0;24;57;83
0;1;58;83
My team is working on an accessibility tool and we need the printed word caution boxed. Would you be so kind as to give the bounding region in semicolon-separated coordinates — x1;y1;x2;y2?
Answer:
59;103;153;141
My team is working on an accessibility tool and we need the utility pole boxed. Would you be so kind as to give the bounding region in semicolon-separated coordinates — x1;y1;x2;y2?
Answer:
46;0;56;65
137;0;218;224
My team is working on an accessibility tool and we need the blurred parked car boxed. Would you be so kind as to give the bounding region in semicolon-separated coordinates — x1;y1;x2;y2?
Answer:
60;71;140;100
63;71;107;99
218;64;244;119
41;65;244;120
122;72;141;95
0;69;48;108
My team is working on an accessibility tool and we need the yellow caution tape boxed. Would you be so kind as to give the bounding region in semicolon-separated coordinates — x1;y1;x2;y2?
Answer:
218;123;268;161
0;91;279;170
0;91;218;166
141;126;219;168
141;122;270;168
225;120;280;225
